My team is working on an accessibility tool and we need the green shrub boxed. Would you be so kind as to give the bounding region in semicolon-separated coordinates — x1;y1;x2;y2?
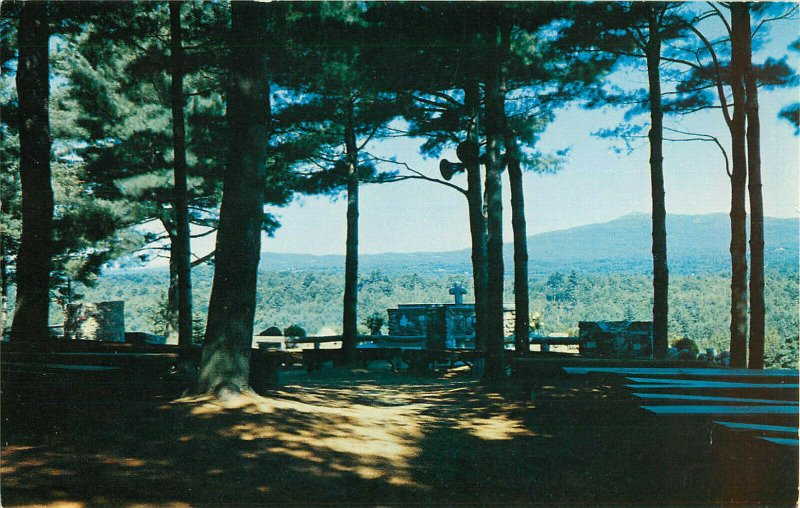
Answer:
363;312;385;335
283;324;307;338
672;337;699;354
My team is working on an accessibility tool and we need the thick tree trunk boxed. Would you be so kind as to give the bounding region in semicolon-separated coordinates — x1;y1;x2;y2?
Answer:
646;11;669;360
463;81;488;355
740;4;764;369
11;1;53;343
197;2;270;396
729;5;749;368
482;16;506;386
170;0;194;356
340;100;359;365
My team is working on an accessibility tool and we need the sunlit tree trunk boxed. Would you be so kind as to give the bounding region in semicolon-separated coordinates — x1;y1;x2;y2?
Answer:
170;0;194;356
11;1;53;343
340;99;359;366
645;7;669;360
739;3;763;369
198;2;270;396
728;4;749;368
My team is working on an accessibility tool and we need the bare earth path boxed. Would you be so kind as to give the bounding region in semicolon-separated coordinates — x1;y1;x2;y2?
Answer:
2;366;729;507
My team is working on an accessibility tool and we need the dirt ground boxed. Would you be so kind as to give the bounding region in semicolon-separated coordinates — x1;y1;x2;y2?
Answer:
0;364;791;507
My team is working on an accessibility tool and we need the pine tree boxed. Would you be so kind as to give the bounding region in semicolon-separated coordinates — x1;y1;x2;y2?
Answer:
1;3;141;336
374;2;491;357
739;2;762;369
557;2;693;360
56;2;290;346
169;0;193;355
368;3;596;372
271;3;404;365
668;3;797;366
482;8;507;385
197;1;274;396
10;0;53;343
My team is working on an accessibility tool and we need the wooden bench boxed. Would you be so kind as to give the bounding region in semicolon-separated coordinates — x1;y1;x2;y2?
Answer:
559;365;799;494
301;346;411;371
296;335;424;371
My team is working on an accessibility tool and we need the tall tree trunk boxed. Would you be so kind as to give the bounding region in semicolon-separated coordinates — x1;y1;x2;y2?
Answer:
482;14;506;386
166;242;179;340
740;3;764;369
161;219;179;343
646;9;669;360
463;81;488;356
340;100;359;365
729;4;749;368
197;2;270;396
501;23;529;356
506;142;529;356
170;0;194;356
11;1;53;343
0;234;8;340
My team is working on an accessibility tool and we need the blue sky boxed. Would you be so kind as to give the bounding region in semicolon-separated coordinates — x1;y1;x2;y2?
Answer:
254;16;799;256
258;89;797;256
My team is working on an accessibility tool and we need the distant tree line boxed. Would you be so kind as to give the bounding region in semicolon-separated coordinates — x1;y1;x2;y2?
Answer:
77;267;799;370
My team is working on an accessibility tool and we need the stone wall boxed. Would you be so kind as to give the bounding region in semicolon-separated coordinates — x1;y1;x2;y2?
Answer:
64;301;126;342
387;303;514;349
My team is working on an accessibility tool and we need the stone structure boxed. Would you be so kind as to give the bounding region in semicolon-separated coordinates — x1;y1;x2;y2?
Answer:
387;285;515;349
449;284;467;305
64;301;125;342
578;320;653;359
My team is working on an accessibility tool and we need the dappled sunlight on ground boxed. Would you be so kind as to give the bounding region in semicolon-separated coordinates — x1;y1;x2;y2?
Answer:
2;365;746;506
3;367;556;506
455;410;537;441
180;389;429;487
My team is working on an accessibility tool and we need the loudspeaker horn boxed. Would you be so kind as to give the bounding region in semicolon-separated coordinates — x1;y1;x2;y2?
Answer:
439;159;466;180
456;140;479;165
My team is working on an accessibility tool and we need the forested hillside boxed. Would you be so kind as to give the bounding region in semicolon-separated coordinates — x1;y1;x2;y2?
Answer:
254;213;799;275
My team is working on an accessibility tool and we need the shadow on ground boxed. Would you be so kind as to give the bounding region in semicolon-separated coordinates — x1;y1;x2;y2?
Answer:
1;365;792;507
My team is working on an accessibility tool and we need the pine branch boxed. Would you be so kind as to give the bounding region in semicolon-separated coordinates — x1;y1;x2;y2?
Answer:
429;91;463;108
669;103;726;115
188;205;216;214
687;22;733;128
661;55;703;70
628;26;648;52
368;156;467;196
191;250;215;267
190;227;217;239
753;6;798;38
708;2;733;38
410;94;452;111
357;123;382;152
664;126;730;177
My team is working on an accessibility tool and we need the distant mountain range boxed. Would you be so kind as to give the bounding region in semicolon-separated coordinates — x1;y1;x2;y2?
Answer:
258;213;799;276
